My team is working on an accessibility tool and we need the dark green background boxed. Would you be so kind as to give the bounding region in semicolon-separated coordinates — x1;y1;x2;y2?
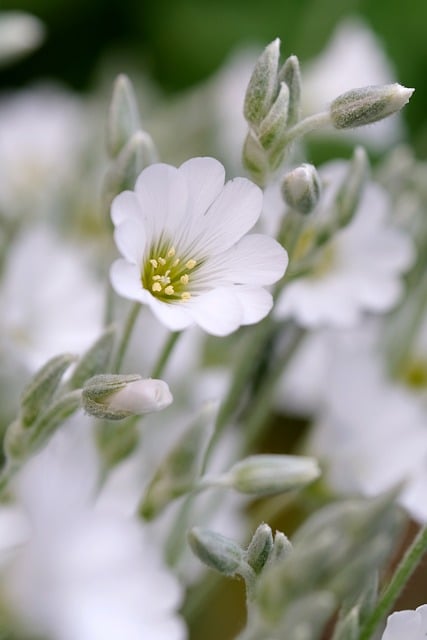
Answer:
1;0;426;155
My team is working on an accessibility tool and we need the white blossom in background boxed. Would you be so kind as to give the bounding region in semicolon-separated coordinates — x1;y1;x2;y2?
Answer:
0;226;103;370
110;157;287;336
308;333;427;523
0;416;186;640
0;86;86;219
302;17;405;150
382;605;427;640
0;11;44;66
275;161;414;328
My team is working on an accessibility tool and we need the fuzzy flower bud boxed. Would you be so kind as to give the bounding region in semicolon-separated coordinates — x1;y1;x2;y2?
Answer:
245;523;274;575
330;83;414;129
107;74;140;158
188;527;245;576
281;163;321;215
220;454;321;496
244;38;280;127
83;374;172;420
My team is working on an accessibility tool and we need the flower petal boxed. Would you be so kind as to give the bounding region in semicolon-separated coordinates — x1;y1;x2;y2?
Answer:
197;178;263;254
147;298;194;332
114;219;146;264
188;287;243;336
179;157;225;218
111;191;141;226
233;286;273;324
202;234;288;285
134;164;189;244
110;259;148;303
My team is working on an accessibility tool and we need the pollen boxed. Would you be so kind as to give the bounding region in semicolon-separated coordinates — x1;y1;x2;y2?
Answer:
142;245;199;303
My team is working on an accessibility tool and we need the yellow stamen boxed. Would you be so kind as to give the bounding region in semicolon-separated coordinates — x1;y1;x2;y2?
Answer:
172;258;180;267
167;247;176;258
164;285;175;295
180;274;189;285
152;282;162;292
181;292;191;301
150;259;158;269
186;259;197;269
158;257;166;266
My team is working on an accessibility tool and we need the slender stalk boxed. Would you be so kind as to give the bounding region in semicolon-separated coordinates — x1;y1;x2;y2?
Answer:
112;302;141;373
242;325;305;453
282;111;332;146
358;524;427;640
151;331;181;378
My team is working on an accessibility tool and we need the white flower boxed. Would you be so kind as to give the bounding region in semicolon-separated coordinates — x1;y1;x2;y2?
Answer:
382;605;427;640
110;157;287;336
0;226;103;370
0;416;186;640
308;333;427;523
274;162;414;328
0;11;44;65
0;86;86;219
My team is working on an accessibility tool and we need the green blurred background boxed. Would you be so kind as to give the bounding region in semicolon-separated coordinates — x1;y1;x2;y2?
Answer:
1;0;427;155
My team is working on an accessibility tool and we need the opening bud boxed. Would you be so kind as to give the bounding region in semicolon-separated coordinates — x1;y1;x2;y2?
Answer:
281;163;321;215
244;38;281;127
330;83;414;130
245;523;274;574
83;374;172;420
221;454;321;496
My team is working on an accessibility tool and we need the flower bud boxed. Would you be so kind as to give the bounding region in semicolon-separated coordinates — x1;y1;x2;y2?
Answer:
278;54;301;126
188;527;245;576
246;523;274;574
330;83;414;130
268;531;293;565
244;38;280;127
242;129;268;186
107;74;140;158
258;82;289;151
281;163;321;215
20;353;76;428
222;454;320;496
82;374;172;420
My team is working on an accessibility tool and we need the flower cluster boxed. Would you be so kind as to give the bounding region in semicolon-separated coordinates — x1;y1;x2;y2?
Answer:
0;20;424;640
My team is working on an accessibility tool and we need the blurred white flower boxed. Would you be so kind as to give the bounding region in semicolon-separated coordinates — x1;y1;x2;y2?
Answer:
308;335;427;523
0;86;86;219
110;157;287;336
0;416;186;640
0;226;103;370
0;11;44;66
275;161;414;328
302;17;405;150
382;605;427;640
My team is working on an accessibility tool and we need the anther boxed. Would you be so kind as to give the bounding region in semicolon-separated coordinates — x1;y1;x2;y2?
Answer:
158;257;166;266
164;285;175;295
150;259;158;269
152;282;162;292
167;247;176;258
180;274;189;285
186;259;197;269
181;292;191;301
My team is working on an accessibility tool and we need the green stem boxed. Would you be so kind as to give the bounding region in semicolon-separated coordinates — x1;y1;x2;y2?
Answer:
112;302;141;373
242;324;305;453
282;111;332;146
201;316;274;470
358;524;427;640
151;331;181;378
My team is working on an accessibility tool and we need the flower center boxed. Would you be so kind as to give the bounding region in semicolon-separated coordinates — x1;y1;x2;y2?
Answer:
141;245;198;302
401;358;427;390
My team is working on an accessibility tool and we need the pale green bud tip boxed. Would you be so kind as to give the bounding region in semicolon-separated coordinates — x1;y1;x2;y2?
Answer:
225;454;321;496
281;163;321;214
330;83;414;129
82;374;172;420
188;527;244;576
